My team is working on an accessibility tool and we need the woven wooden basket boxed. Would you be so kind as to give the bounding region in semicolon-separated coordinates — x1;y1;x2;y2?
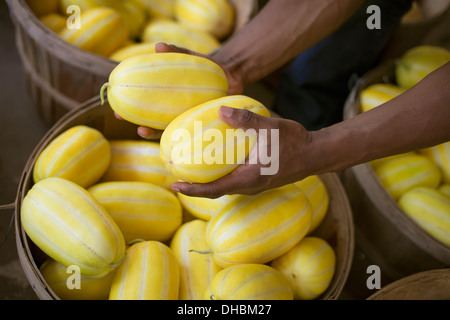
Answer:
14;97;354;300
6;0;258;126
368;268;450;300
382;0;450;61
341;61;450;300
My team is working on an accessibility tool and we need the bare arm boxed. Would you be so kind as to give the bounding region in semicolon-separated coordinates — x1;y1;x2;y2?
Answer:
212;0;365;93
173;62;450;198
312;62;450;174
137;0;365;139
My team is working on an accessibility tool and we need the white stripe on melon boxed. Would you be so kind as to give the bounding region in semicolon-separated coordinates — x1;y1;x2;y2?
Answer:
201;184;312;267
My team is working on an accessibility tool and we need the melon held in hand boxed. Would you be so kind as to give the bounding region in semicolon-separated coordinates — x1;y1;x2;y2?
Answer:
101;52;228;130
159;95;270;184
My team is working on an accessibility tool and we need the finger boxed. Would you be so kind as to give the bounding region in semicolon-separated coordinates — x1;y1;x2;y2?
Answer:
137;126;163;140
155;42;201;57
219;106;273;131
171;164;263;198
171;181;224;199
114;112;123;120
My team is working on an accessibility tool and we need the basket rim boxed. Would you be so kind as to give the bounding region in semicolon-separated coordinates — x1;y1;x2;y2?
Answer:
317;172;355;300
367;268;450;300
401;0;450;27
13;97;102;300
343;61;450;265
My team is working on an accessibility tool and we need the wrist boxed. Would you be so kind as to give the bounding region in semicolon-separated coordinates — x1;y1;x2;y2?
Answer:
210;49;249;95
302;129;334;176
305;123;367;176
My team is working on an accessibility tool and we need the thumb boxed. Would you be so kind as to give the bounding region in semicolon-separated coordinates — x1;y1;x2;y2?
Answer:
219;106;270;131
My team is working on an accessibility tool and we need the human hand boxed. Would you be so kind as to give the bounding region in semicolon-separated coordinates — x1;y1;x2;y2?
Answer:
170;106;315;198
113;112;163;140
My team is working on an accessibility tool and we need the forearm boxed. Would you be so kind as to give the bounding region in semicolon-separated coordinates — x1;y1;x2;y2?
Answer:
308;62;450;175
213;0;364;90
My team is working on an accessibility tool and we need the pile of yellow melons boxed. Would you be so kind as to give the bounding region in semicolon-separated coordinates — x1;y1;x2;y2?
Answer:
22;122;336;300
20;1;342;300
359;45;450;248
21;48;340;300
25;0;238;61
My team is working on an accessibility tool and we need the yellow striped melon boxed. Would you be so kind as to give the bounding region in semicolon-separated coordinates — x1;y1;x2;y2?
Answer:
177;193;240;221
88;181;183;243
101;52;228;130
175;0;235;40
204;264;294;300
39;13;67;33
134;0;175;19
26;0;59;17
395;45;450;90
60;0;145;40
370;152;418;170
170;219;222;300
33;125;111;188
271;237;336;300
160;95;271;183
372;153;441;200
439;184;450;198
21;177;126;277
119;0;148;40
398;187;450;247
59;7;129;57
420;141;450;183
294;175;329;233
203;184;312;267
109;41;157;62
359;83;405;113
101;140;178;190
109;240;179;300
141;19;221;55
40;258;116;300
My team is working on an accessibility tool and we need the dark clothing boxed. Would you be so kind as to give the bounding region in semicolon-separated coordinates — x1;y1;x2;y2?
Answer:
273;0;414;130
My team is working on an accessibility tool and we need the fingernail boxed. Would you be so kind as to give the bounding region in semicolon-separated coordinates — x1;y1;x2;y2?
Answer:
171;185;180;193
220;106;233;118
138;127;153;139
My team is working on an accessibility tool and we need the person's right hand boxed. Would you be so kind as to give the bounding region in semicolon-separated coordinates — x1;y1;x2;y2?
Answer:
171;106;315;198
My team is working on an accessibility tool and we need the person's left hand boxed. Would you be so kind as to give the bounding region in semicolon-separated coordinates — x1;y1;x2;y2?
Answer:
171;106;314;198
